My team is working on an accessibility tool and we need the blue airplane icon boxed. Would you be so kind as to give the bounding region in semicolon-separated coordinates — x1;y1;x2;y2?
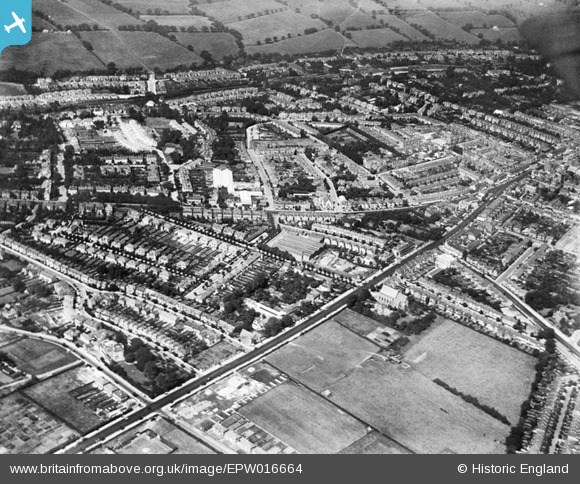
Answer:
0;2;32;56
4;12;26;34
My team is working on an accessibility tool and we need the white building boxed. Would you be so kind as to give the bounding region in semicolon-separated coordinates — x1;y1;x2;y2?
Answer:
212;167;234;193
371;285;409;312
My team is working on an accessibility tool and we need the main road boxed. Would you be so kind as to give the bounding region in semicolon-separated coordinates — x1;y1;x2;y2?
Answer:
60;171;529;454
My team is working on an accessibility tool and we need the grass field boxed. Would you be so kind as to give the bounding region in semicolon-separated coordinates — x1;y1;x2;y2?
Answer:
266;320;378;392
173;33;239;59
471;28;522;43
1;338;77;375
0;393;77;454
332;308;381;336
140;15;213;29
350;28;408;48
0;82;26;96
339;431;412;454
36;0;103;28
197;0;285;25
301;0;356;26
340;11;381;30
404;11;480;44
246;29;356;55
0;32;103;74
79;31;202;70
62;0;143;29
328;358;508;454
437;11;515;29
229;12;326;45
238;382;368;454
403;318;536;423
376;15;430;41
114;0;192;15
24;368;106;434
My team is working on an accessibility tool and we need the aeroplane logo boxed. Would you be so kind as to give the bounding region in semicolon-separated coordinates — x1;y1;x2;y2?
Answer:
0;1;32;56
5;12;26;34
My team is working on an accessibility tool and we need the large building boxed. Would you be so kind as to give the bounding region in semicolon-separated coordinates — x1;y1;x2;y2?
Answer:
213;167;234;193
371;284;409;312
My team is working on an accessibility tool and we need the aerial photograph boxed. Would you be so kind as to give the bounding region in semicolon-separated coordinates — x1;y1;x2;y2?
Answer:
0;0;578;458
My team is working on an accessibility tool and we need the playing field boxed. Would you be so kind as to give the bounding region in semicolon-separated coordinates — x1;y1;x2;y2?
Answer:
1;338;78;375
24;368;106;434
403;319;537;423
328;358;508;454
0;82;26;96
0;32;104;74
173;33;240;59
332;308;380;336
238;382;368;454
266;320;379;392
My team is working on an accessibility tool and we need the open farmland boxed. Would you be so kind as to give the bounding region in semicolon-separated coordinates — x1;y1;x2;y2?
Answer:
140;15;213;29
403;318;536;423
229;12;326;45
266;321;378;392
247;29;356;55
35;0;103;28
350;28;408;48
437;11;515;29
0;82;27;96
0;32;103;74
0;394;77;454
327;358;508;454
376;15;430;41
1;338;77;375
471;27;522;43
114;0;192;15
340;10;380;30
238;382;368;454
173;33;240;59
24;368;106;434
196;0;286;24
60;0;143;29
404;11;479;44
303;0;356;25
78;31;146;69
117;32;203;69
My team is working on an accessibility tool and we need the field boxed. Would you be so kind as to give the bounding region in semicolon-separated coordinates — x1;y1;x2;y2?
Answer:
301;0;356;25
471;28;522;43
79;31;203;70
403;318;537;423
332;308;380;336
196;0;285;24
229;12;326;45
114;0;192;15
376;15;430;41
173;32;240;59
60;0;143;29
1;338;77;375
340;10;380;30
24;367;106;434
0;82;26;96
437;11;515;29
140;15;213;29
266;321;378;392
247;29;356;55
404;11;480;44
238;382;368;454
0;32;104;74
327;358;508;454
350;28;408;48
339;431;412;454
36;0;103;28
0;393;77;454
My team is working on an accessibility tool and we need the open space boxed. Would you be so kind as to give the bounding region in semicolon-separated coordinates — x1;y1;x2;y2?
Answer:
246;29;355;55
173;32;240;59
339;431;412;454
327;358;509;454
403;318;537;423
24;367;107;434
114;0;192;15
266;320;378;392
1;338;77;375
238;382;367;454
